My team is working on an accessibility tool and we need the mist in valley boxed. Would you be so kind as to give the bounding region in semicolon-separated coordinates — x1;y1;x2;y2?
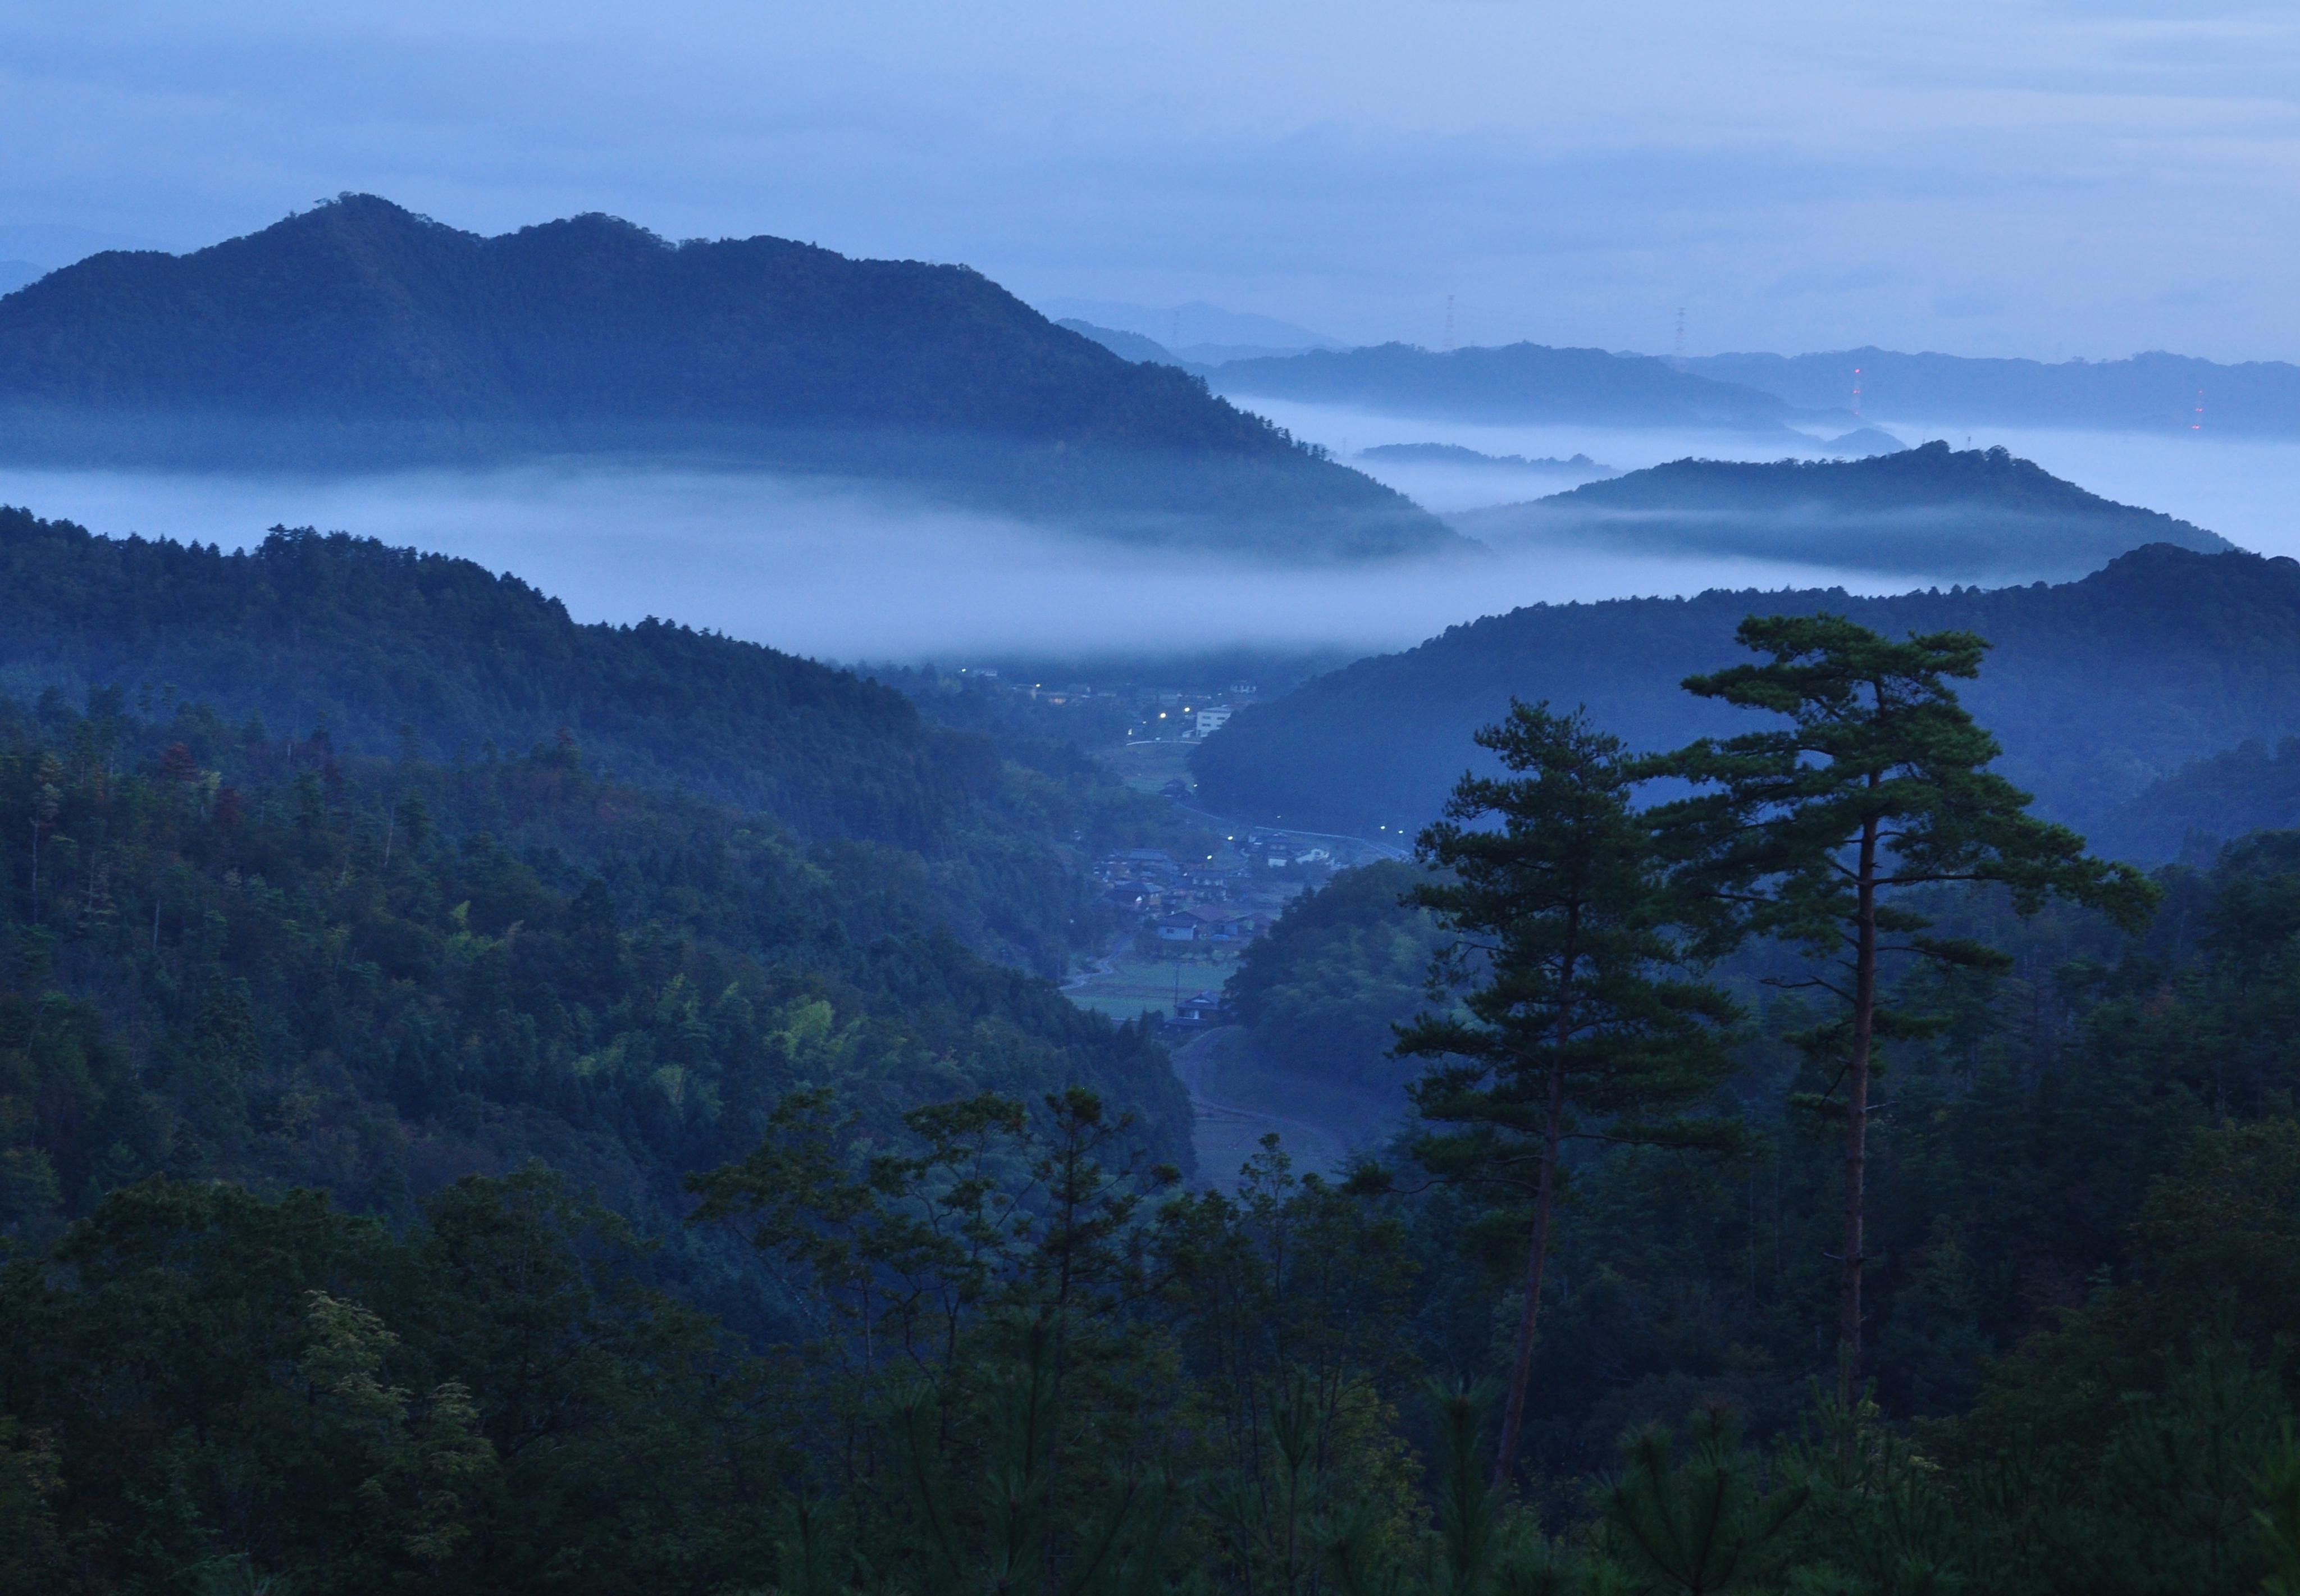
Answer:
0;459;1936;669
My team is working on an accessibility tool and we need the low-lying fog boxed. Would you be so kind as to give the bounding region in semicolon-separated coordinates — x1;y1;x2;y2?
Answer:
1267;398;2300;556
2;409;2290;668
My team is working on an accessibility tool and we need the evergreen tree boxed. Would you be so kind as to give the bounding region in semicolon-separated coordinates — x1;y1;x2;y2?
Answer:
1397;702;1741;1485
1644;614;2157;1401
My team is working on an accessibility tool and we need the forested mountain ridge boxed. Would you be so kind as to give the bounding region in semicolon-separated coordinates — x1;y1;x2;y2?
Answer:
1193;542;2300;850
0;195;1457;557
1211;340;1843;434
1527;439;2220;528
0;504;1181;973
1452;440;2229;581
1690;344;2300;435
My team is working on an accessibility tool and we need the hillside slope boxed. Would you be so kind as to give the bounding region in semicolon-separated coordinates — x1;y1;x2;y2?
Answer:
0;195;1455;558
1211;341;1839;434
0;694;1193;1330
1452;441;2230;581
1192;544;2300;849
0;504;1183;973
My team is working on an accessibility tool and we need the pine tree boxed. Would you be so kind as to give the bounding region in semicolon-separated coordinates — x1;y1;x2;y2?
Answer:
1398;702;1741;1486
1644;614;2157;1402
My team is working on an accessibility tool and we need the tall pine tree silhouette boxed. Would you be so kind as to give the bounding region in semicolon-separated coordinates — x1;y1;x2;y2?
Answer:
1645;614;2156;1402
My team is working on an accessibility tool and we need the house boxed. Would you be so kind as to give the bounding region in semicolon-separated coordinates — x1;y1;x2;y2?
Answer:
1188;904;1257;943
1156;913;1199;942
1176;990;1227;1025
1105;882;1162;911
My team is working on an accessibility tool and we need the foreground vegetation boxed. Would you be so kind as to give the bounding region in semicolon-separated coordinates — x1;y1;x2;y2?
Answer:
8;600;2300;1594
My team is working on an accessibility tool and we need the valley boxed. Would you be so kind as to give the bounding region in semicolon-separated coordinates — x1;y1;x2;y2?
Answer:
8;179;2300;1596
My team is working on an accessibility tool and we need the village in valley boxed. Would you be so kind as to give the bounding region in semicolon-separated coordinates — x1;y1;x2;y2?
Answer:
870;660;1407;1026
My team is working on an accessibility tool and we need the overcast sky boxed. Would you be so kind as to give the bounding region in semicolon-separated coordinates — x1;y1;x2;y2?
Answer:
6;1;2299;361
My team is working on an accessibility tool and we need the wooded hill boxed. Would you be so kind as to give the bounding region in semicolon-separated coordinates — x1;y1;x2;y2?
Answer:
1453;441;2230;581
1192;542;2300;855
0;196;1455;558
0;504;1195;974
1210;340;1846;434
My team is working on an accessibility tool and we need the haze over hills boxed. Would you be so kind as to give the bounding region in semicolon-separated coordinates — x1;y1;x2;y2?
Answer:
1192;542;2300;856
0;195;1462;560
1451;440;2231;582
1207;340;1854;435
1688;346;2300;435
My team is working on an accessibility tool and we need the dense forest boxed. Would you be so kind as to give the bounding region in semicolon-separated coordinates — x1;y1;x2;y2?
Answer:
0;198;1454;557
0;507;1197;972
1194;542;2300;850
1211;341;1828;433
12;600;2300;1593
0;688;1190;1298
2094;735;2300;861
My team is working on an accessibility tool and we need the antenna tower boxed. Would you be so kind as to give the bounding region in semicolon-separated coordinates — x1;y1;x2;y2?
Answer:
1851;366;1863;419
2192;388;2206;432
1672;307;1687;372
1443;294;1455;352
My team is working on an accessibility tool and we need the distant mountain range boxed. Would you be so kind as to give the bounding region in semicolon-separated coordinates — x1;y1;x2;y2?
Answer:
1687;347;2300;436
1191;542;2300;858
0;196;1459;560
1357;443;1612;474
1451;440;2229;582
1037;297;1341;361
1207;341;1852;436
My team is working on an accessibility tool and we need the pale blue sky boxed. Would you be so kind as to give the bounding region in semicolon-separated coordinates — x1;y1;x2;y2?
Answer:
6;1;2299;360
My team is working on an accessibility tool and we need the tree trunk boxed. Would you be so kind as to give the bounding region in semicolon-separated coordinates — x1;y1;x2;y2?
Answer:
1491;1056;1568;1488
1839;815;1879;1409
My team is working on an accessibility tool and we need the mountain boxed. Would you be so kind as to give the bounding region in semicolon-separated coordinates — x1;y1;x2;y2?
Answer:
0;195;1458;559
1191;543;2300;850
1034;297;1341;353
1449;441;2230;582
1210;341;1846;434
1357;443;1614;476
0;502;1204;1343
1055;318;1200;369
1687;346;2300;436
0;503;1198;974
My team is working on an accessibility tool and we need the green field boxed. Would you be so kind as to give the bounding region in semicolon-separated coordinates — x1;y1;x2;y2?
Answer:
1096;737;1197;795
1065;949;1237;1019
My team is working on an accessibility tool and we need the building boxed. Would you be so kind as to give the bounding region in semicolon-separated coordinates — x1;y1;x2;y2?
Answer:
1194;705;1233;737
1188;904;1258;943
1176;990;1227;1026
1156;913;1199;942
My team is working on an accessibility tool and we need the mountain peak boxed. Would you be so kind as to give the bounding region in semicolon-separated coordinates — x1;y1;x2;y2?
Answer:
0;197;1462;559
